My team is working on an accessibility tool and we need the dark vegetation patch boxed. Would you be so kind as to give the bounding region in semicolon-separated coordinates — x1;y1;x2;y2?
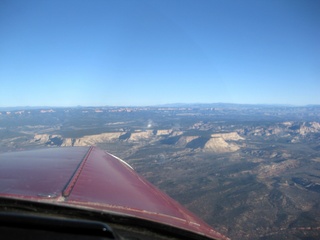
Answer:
160;136;181;145
119;132;131;140
47;137;63;146
186;137;210;149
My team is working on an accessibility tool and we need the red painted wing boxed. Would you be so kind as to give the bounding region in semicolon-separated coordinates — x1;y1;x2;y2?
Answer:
0;146;228;240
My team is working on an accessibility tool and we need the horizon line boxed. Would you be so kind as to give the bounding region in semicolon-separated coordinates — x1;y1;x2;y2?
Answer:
1;102;320;109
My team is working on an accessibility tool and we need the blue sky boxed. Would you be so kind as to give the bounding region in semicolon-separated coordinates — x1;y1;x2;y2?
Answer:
0;0;319;106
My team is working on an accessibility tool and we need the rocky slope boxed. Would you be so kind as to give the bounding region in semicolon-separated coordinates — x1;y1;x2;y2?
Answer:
31;130;245;153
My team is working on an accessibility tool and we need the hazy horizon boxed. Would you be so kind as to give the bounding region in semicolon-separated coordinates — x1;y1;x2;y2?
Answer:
1;102;319;110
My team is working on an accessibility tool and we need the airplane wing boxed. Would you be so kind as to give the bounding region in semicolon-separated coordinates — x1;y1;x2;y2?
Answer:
0;146;229;240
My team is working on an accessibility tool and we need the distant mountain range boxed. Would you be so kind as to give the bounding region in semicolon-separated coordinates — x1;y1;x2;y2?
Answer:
1;103;320;111
153;103;299;108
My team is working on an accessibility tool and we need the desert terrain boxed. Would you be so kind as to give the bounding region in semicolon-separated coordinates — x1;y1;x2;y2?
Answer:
1;104;320;239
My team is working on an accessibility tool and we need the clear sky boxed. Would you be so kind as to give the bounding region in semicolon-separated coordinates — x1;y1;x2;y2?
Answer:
0;0;319;107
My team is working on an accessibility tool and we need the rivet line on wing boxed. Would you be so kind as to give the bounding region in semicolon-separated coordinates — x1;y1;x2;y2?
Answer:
62;146;93;197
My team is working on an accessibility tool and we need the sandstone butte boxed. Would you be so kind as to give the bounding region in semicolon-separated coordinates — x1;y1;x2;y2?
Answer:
32;131;245;153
